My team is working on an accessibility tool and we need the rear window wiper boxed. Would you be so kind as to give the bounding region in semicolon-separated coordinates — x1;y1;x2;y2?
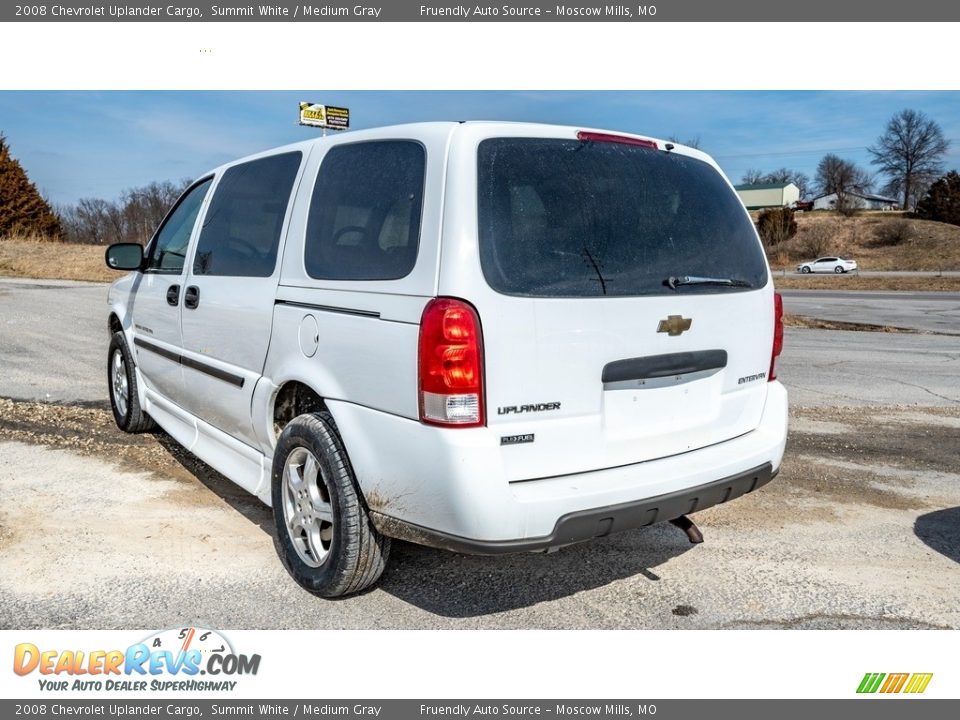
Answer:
666;275;753;290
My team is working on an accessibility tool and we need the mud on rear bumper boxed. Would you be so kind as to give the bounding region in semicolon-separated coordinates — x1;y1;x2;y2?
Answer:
370;462;775;555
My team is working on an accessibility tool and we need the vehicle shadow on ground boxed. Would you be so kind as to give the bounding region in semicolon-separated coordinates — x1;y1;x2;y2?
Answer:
914;506;960;564
154;433;275;535
376;530;694;618
152;431;695;616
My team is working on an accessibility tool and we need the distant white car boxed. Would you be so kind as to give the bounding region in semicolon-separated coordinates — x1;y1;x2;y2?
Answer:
796;257;858;274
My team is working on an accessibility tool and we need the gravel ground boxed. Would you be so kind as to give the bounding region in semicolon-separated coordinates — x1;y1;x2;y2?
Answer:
1;278;957;629
1;399;957;630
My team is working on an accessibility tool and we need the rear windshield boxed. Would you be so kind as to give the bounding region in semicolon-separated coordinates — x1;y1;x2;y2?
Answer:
477;138;768;297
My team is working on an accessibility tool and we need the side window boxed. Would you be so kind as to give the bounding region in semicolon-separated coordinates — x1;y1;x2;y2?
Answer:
305;141;425;281
144;178;212;273
192;152;302;278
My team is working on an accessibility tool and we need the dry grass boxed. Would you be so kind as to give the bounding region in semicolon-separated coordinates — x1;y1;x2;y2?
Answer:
3;215;960;290
773;274;960;292
0;239;116;283
782;313;922;334
768;211;960;272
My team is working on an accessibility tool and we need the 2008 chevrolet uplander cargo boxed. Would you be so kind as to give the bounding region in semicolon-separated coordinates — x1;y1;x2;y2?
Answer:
104;122;788;597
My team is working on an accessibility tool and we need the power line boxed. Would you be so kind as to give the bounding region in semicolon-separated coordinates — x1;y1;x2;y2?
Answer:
714;139;960;161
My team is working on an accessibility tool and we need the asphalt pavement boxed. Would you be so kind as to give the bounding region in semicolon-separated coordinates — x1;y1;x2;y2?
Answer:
0;278;957;407
0;277;105;404
1;277;958;629
781;289;960;335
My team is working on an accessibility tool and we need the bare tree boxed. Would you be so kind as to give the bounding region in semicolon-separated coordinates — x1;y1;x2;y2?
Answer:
72;198;113;244
741;168;765;185
59;179;189;244
800;221;836;257
815;154;872;216
761;167;812;200
868;109;949;211
756;207;797;248
667;135;702;149
741;167;811;199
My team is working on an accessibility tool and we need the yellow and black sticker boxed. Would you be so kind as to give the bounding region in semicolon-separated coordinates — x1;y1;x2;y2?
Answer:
299;102;349;130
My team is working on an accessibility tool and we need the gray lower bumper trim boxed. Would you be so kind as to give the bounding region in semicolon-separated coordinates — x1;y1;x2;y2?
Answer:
370;462;775;555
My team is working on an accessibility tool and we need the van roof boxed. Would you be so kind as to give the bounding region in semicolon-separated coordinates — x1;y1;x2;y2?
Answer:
205;121;709;177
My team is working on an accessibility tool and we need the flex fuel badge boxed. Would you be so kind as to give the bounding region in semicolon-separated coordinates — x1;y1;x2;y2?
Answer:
13;627;260;692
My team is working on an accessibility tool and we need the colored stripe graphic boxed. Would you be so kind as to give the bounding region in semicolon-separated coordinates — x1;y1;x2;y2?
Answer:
857;672;932;694
857;673;885;693
904;673;933;694
880;673;909;693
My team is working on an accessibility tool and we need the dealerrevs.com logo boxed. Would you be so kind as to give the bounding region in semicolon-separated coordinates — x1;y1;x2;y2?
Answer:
857;672;933;695
13;627;260;692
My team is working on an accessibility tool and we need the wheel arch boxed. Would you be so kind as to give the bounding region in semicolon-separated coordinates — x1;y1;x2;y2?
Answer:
271;380;329;441
108;312;123;336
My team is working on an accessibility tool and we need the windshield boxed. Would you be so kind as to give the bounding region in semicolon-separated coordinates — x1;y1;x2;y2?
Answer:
477;138;769;297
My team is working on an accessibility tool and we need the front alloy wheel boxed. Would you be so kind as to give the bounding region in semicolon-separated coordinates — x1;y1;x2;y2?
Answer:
107;331;155;433
111;350;129;418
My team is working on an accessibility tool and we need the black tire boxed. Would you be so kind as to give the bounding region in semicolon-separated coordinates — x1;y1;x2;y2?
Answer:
108;331;156;433
834;266;844;274
271;412;390;597
801;266;811;274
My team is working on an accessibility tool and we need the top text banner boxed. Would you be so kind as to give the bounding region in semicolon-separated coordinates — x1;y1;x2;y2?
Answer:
6;1;960;22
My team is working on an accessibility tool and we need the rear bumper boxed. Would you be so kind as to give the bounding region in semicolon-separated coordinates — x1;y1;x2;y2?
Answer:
329;381;788;546
370;462;775;555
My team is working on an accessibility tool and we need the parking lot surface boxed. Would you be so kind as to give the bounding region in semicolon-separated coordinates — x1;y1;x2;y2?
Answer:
0;279;957;629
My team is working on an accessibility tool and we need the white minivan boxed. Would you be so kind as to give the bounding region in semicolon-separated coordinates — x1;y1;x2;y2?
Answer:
105;122;788;597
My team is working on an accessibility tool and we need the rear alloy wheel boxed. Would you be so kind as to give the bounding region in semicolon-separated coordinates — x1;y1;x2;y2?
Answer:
801;266;811;274
108;331;156;433
271;412;390;597
834;266;844;274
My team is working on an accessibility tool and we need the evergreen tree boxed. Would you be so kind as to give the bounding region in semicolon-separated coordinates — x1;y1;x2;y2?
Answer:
916;171;960;227
0;133;62;238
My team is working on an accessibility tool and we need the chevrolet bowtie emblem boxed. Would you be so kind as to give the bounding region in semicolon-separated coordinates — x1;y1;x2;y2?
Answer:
657;315;692;336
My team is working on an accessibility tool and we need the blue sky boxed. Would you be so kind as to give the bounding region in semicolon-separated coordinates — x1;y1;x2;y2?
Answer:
1;90;959;205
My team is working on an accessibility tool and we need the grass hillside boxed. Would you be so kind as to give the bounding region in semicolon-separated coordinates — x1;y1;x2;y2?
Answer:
3;211;960;288
0;236;116;282
767;211;960;272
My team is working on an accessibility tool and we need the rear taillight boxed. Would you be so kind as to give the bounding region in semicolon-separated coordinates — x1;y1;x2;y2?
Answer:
418;298;485;427
770;292;784;381
576;130;658;149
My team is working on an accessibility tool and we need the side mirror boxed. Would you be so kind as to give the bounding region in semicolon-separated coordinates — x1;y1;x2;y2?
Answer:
105;243;144;272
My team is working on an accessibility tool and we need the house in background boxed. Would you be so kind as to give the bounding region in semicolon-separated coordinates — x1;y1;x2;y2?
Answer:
812;192;899;211
734;182;800;210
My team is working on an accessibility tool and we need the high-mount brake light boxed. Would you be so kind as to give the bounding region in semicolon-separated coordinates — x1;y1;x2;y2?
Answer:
576;131;659;149
770;292;784;381
418;298;485;428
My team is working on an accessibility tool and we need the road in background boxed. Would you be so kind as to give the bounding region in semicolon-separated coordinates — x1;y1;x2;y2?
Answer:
1;278;958;407
781;329;960;407
0;278;105;404
781;290;960;335
1;277;958;629
775;271;960;277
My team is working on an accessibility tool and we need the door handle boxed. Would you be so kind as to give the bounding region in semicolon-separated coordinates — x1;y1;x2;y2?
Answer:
166;285;180;306
184;285;200;310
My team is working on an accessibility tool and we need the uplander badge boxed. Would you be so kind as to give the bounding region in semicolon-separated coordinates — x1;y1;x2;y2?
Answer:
497;402;561;415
